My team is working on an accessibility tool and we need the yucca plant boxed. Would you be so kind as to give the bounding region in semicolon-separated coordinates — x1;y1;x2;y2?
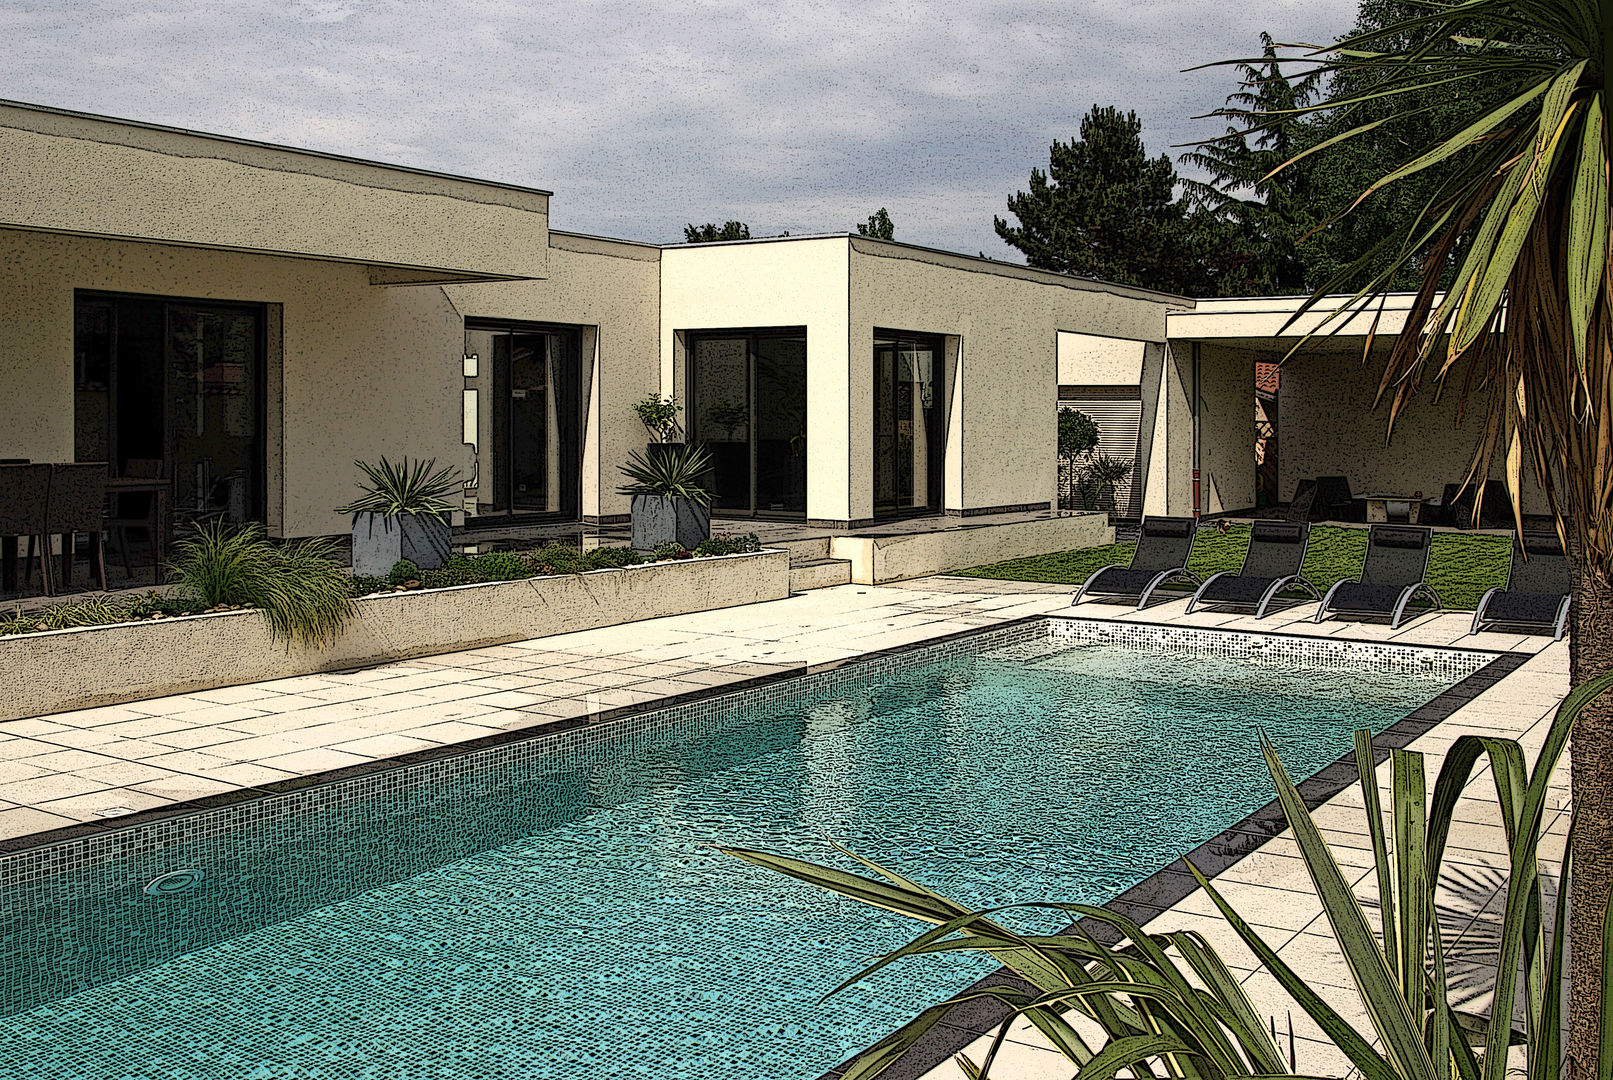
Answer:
616;442;715;505
335;456;462;522
168;520;355;647
1219;4;1610;1056
725;672;1613;1080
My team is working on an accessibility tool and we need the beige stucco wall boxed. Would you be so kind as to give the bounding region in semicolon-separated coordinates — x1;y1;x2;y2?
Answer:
442;232;661;521
848;238;1185;519
0;227;464;537
1279;345;1548;515
659;238;852;521
1197;343;1255;515
1;103;549;281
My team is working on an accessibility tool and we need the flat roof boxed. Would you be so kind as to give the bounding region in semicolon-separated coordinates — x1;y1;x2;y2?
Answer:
0;98;554;198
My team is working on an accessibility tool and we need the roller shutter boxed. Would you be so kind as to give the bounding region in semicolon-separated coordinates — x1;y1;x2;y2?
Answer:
1059;389;1144;518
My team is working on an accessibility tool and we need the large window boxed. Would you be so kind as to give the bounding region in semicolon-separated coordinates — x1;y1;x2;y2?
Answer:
74;293;264;524
462;322;581;521
873;332;943;517
687;329;807;517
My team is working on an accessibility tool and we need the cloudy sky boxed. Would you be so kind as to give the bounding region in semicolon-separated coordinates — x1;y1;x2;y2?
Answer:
5;0;1358;255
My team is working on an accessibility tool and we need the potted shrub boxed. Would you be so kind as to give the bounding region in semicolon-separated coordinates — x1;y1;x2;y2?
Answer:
618;443;713;552
336;456;461;577
633;393;683;463
1076;454;1133;513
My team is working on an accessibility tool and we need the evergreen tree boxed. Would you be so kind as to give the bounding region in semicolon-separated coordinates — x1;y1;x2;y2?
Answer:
993;106;1200;294
856;208;895;239
683;221;751;243
1179;33;1321;295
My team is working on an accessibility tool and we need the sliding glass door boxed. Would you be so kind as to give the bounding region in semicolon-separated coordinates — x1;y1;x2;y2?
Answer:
463;323;580;521
74;293;264;525
873;332;942;517
687;329;807;517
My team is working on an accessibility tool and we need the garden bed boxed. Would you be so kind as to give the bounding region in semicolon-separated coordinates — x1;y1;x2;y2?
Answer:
0;548;789;722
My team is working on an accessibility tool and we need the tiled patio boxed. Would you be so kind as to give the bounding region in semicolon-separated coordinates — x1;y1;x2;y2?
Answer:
0;574;1572;1078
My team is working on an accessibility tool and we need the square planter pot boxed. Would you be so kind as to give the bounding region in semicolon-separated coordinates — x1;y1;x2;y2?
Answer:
630;494;710;552
351;512;452;577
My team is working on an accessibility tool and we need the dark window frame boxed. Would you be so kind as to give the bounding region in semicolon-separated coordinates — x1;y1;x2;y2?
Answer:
872;327;946;519
462;317;586;527
684;326;809;520
74;289;269;524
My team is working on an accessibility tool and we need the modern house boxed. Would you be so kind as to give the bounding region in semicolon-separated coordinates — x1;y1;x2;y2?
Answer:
0;98;1539;558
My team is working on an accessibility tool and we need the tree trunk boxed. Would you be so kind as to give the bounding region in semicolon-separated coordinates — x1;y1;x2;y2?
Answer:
1568;554;1613;1079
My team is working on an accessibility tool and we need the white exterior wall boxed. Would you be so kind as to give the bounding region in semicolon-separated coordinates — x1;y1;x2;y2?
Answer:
849;239;1184;520
0;228;464;538
444;233;661;522
658;239;852;522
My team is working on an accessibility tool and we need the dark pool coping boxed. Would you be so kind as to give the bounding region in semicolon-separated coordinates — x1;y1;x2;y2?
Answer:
0;617;1053;858
814;642;1530;1080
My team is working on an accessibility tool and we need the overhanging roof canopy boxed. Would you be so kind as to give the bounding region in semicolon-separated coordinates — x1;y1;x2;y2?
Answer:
0;100;550;284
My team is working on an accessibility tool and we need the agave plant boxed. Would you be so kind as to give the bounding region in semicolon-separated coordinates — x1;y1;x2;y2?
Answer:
334;456;462;523
616;442;715;505
724;672;1613;1080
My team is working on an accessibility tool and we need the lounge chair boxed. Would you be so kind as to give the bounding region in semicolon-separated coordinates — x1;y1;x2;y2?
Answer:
1471;531;1571;640
1314;524;1440;628
1072;516;1200;609
1185;520;1320;618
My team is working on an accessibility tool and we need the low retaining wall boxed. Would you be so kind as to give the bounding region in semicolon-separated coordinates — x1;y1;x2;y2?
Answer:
1;550;790;721
828;512;1112;584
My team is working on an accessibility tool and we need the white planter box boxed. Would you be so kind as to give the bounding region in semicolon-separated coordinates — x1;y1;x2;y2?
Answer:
0;549;790;722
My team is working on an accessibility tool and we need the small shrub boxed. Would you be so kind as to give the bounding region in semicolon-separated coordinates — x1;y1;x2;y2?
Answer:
652;541;689;561
350;575;393;596
388;559;420;585
581;546;642;570
471;551;537;581
526;545;586;576
693;534;760;558
420;566;478;589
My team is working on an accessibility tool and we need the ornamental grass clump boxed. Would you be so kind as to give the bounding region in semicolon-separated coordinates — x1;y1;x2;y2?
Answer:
168;521;354;647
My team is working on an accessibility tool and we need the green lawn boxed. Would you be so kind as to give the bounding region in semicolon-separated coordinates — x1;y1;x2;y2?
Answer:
952;522;1514;610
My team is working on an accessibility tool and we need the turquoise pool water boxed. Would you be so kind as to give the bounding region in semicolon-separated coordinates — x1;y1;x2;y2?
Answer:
0;626;1484;1079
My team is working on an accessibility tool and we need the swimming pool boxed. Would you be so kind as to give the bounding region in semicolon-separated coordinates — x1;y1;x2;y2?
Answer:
0;619;1496;1079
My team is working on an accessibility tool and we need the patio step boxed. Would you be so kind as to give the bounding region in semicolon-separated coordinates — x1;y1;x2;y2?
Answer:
771;537;833;564
789;557;852;592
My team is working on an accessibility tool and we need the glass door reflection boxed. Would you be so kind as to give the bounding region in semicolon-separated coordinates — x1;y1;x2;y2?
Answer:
874;334;941;517
688;330;807;517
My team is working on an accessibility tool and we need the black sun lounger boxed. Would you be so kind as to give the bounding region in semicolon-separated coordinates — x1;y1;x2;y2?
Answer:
1072;515;1201;609
1471;530;1571;640
1185;520;1320;618
1314;524;1440;629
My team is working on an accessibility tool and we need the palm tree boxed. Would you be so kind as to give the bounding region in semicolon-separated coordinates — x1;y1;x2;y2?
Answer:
1244;1;1607;1069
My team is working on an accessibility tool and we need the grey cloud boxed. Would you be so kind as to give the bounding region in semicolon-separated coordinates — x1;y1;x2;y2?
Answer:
3;0;1356;253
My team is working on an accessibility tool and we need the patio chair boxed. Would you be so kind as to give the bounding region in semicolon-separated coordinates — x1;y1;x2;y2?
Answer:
1185;520;1320;618
1470;530;1571;640
107;457;164;580
1436;479;1510;529
1314;524;1440;629
0;463;54;596
43;462;109;592
1072;515;1201;609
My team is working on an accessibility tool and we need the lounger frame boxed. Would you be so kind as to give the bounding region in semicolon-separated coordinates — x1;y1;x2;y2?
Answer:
1186;570;1321;618
1470;588;1569;641
1314;579;1442;629
1073;565;1202;609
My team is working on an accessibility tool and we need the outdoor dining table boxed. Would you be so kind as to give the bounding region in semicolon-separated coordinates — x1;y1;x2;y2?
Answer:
1363;493;1426;525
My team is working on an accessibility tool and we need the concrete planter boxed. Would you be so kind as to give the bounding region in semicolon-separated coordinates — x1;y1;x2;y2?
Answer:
0;549;790;722
629;493;710;552
350;512;452;576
